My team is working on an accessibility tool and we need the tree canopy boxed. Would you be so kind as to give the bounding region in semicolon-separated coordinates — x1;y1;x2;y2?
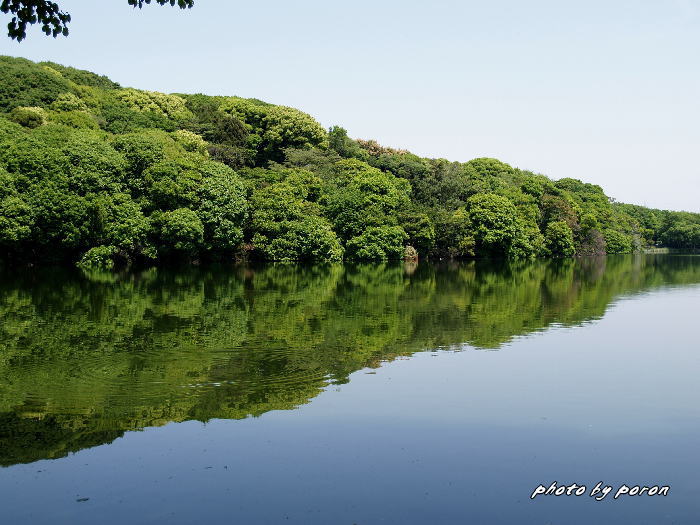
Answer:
0;56;698;268
1;0;194;41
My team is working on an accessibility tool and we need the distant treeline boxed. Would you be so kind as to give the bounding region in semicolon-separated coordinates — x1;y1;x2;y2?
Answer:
1;56;698;268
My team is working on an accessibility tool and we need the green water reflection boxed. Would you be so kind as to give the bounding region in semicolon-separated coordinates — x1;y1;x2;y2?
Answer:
1;255;699;467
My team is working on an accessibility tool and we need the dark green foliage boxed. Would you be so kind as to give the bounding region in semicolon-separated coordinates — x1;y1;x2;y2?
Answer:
2;0;193;41
400;212;435;256
40;62;120;89
0;134;70;179
0;56;71;110
0;194;33;245
0;56;698;267
662;222;700;249
325;159;411;242
328;126;369;161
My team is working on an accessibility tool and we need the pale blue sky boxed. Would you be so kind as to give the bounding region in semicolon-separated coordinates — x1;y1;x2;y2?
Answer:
1;0;698;211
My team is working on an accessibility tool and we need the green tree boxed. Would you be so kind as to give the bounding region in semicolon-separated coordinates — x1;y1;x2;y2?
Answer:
344;225;407;260
153;207;204;254
544;220;575;257
603;229;633;254
467;193;518;257
250;171;342;261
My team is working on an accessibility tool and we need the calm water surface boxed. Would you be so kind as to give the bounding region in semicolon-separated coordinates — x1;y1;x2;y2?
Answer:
0;255;699;524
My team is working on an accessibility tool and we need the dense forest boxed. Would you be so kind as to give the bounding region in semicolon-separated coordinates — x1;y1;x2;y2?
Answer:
1;56;698;268
2;254;700;466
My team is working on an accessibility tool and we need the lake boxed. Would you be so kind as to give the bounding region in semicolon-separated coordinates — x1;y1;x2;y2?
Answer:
1;255;699;524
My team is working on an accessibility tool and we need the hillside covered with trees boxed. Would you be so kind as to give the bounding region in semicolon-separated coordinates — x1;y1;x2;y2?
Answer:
1;56;698;268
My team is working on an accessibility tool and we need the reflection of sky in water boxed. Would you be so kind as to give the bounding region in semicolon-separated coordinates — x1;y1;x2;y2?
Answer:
0;259;699;524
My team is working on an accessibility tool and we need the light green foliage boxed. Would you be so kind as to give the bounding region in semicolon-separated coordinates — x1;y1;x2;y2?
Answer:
250;170;343;261
51;93;88;111
544;220;576;257
345;225;407;260
465;157;516;178
467;193;519;256
326;159;411;243
77;245;118;270
603;229;633;254
520;173;553;198
0;135;69;179
39;62;120;89
9;106;47;128
112;130;172;179
173;129;208;155
48;109;99;129
115;88;192;122
197;166;248;252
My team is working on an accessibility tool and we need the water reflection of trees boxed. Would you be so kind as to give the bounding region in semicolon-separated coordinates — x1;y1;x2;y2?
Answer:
1;255;699;466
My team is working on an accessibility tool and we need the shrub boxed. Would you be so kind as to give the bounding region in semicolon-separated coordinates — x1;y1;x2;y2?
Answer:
252;215;343;261
51;93;88;112
173;129;208;155
48;110;98;129
9;106;47;128
222;98;327;163
77;245;118;270
116;89;192;122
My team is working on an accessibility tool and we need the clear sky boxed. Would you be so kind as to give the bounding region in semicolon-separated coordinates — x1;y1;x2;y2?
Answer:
1;0;698;211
